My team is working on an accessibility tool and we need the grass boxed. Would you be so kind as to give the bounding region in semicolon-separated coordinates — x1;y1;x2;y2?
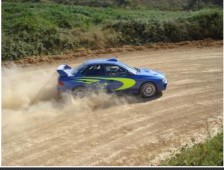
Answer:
161;132;223;166
2;2;223;60
110;9;223;44
3;0;223;10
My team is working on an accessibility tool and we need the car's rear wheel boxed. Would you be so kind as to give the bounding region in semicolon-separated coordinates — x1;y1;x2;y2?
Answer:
72;86;86;99
140;82;157;98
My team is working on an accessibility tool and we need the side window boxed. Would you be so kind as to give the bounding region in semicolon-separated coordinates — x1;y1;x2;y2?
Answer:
82;65;105;76
105;65;128;77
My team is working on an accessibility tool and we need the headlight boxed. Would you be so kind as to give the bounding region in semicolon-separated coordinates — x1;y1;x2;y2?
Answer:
162;78;167;84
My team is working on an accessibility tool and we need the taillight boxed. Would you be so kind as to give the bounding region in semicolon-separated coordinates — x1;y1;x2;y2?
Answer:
58;81;64;86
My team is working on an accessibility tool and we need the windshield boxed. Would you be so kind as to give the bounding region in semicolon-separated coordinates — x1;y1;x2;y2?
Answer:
71;63;86;75
119;62;138;74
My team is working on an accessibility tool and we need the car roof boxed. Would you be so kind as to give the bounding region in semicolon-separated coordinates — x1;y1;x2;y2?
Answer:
84;58;119;66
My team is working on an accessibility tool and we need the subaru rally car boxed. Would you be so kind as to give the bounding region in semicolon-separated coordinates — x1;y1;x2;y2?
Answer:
57;58;167;98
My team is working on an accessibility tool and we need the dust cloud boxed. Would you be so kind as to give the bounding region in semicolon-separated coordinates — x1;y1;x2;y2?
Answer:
2;64;135;134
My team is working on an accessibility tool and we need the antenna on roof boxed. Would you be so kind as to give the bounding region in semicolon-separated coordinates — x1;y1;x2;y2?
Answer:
107;57;118;62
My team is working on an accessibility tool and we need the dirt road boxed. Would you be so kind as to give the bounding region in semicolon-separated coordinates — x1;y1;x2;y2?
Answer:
2;44;223;166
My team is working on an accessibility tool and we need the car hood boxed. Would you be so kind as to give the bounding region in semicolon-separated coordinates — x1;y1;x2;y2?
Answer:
137;68;165;78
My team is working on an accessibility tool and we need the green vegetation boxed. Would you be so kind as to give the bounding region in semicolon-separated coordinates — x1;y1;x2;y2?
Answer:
110;9;223;44
3;0;223;10
162;132;223;166
2;1;223;60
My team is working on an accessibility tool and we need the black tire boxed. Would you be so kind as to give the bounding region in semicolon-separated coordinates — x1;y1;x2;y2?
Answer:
72;86;86;99
140;82;158;98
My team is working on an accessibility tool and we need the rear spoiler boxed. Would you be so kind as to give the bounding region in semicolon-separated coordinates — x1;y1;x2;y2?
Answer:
57;64;72;77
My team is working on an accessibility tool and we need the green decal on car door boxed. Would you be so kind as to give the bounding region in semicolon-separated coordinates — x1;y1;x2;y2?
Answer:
104;77;135;90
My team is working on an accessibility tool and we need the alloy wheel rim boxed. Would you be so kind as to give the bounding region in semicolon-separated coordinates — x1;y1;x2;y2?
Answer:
143;84;155;97
73;89;85;98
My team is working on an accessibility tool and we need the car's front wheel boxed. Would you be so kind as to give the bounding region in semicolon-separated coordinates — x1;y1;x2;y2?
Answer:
140;82;157;98
72;86;86;99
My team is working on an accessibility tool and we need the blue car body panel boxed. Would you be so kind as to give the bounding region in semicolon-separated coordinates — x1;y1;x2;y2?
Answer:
57;58;167;94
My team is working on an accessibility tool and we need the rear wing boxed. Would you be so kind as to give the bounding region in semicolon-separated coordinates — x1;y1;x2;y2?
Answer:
57;64;72;77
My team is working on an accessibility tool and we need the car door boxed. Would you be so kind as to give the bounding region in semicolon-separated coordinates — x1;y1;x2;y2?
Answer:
81;64;108;90
104;65;135;92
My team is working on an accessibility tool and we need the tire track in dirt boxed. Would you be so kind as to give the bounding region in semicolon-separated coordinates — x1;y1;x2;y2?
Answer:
2;45;223;166
3;86;222;165
2;83;221;158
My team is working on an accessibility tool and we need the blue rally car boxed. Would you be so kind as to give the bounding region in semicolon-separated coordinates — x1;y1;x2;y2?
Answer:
57;58;167;98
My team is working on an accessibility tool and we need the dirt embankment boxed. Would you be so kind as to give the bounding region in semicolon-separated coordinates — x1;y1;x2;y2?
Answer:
2;38;223;67
2;42;223;166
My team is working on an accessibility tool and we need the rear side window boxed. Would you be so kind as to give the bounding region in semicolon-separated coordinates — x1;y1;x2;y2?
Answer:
82;65;105;76
72;63;86;75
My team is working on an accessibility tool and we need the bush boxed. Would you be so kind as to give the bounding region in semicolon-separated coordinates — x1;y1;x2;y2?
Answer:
109;10;223;45
162;132;223;166
1;2;223;61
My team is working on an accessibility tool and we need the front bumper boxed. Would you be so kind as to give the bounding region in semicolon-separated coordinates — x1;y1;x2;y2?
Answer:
157;81;168;91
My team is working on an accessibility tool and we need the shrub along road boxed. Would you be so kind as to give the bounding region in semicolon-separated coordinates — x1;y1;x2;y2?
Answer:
2;2;223;61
